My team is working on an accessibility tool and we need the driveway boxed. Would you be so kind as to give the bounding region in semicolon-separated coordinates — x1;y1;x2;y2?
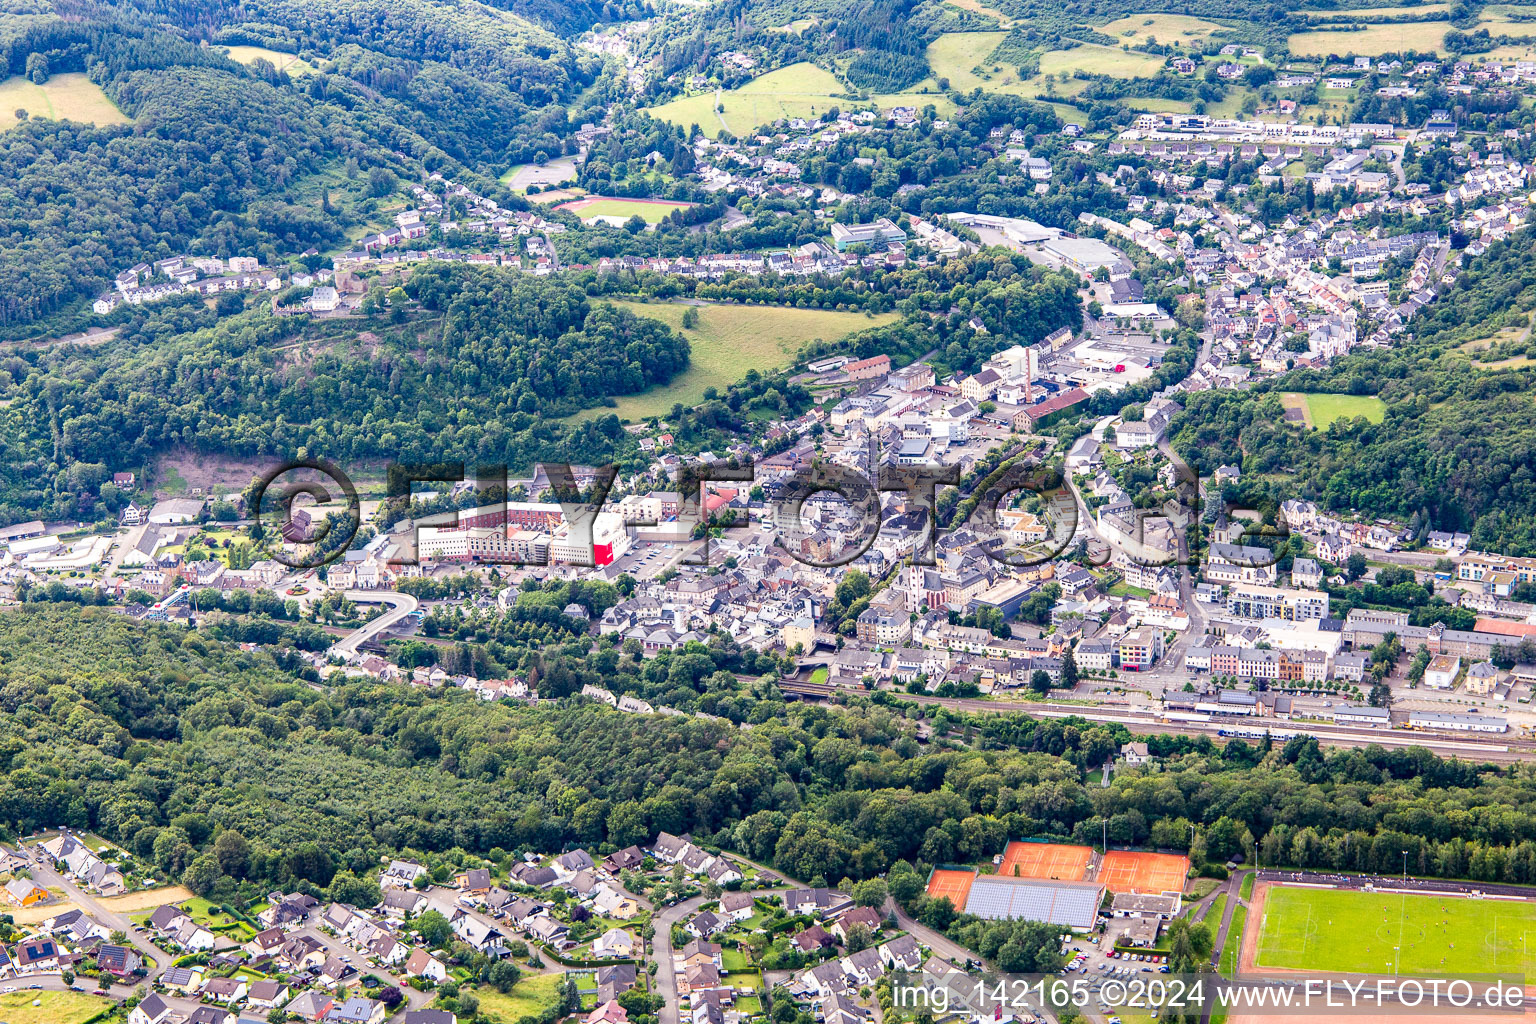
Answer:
21;851;173;982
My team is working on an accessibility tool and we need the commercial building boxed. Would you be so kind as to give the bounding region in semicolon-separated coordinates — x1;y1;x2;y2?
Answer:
829;218;907;252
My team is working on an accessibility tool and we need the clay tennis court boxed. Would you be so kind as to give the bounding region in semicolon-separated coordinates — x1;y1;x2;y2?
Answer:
997;841;1094;881
926;868;976;908
1097;850;1190;893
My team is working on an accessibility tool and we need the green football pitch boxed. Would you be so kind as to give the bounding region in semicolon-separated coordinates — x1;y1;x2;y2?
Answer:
1256;885;1536;976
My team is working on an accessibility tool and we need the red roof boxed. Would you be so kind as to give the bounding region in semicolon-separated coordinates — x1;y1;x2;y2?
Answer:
1475;618;1536;637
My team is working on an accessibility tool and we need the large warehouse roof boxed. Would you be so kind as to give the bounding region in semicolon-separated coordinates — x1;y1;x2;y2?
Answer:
963;875;1105;930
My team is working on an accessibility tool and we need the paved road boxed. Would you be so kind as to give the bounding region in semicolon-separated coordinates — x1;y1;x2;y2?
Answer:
22;850;174;982
649;887;781;1024
327;590;418;657
289;920;434;1019
1208;871;1247;970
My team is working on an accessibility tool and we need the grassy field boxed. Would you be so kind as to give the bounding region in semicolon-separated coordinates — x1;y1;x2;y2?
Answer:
923;32;1161;110
1282;392;1387;428
555;197;696;224
1039;44;1166;77
1288;22;1447;55
1099;13;1229;46
222;45;318;75
647;61;956;135
0;73;130;130
1240;872;1255;901
944;0;1016;26
1305;2;1450;17
0;991;113;1024
475;972;566;1023
1256;886;1536;976
573;301;897;422
1220;903;1247;975
646;63;849;135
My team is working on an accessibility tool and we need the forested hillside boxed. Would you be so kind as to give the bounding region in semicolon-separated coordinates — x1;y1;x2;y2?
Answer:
1172;236;1536;554
3;606;1536;912
0;270;692;522
0;253;1078;524
0;0;599;330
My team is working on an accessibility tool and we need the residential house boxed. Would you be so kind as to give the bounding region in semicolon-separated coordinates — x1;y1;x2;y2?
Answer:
129;993;174;1024
405;948;449;983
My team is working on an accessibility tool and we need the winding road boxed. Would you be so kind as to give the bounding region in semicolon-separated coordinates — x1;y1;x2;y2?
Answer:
327;590;418;658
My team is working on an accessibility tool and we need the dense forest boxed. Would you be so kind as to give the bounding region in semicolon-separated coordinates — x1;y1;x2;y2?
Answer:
5;607;1536;914
1172;235;1536;554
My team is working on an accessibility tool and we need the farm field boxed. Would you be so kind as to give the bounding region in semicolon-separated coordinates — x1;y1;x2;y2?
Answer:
646;63;850;135
647;61;957;134
1303;2;1450;17
222;45;318;75
1287;22;1447;55
1039;44;1166;78
0;990;113;1024
924;32;1161;108
573;302;896;422
475;971;567;1023
1281;392;1387;428
553;196;697;225
0;73;131;130
1479;16;1536;36
1255;885;1536;976
1099;13;1229;45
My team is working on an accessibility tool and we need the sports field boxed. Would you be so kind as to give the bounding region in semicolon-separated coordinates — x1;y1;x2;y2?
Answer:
1099;14;1229;46
553;196;697;225
927;868;977;908
998;841;1093;881
1098;850;1190;894
572;301;897;421
1281;392;1386;428
1288;22;1447;56
1257;885;1536;976
0;73;131;130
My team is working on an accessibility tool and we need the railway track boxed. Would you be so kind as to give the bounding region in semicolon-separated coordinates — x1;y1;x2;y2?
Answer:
778;679;1536;763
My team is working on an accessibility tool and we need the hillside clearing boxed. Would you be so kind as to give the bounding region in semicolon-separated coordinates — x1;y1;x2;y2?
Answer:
222;45;318;75
0;73;130;130
571;302;898;422
1287;22;1447;55
1099;14;1230;45
1281;392;1387;428
645;62;952;134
